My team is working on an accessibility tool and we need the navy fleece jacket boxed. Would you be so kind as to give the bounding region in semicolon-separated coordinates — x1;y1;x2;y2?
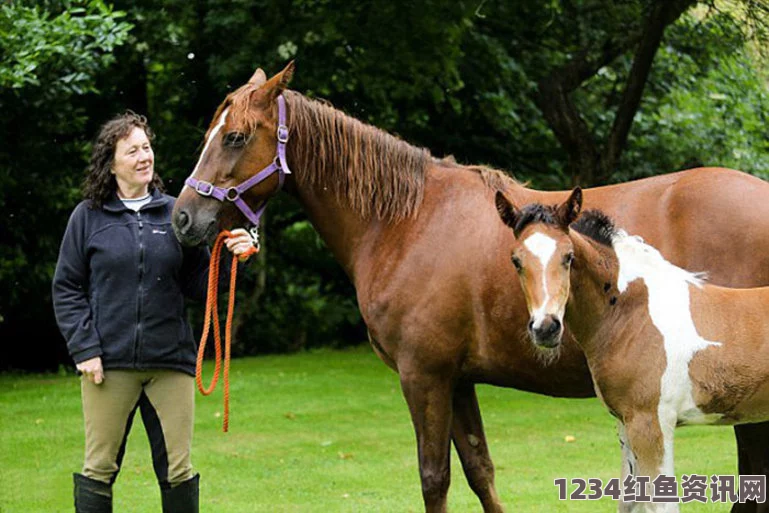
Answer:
52;189;222;376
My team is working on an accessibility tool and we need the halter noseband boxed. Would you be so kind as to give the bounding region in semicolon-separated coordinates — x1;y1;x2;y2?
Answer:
185;95;292;243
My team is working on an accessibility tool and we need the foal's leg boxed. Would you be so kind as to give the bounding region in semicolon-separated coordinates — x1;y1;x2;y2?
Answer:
733;423;769;513
400;368;454;513
451;382;505;513
623;412;679;513
617;422;638;513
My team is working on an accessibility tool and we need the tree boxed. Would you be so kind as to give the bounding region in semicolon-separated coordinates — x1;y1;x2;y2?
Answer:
0;0;132;370
441;0;768;187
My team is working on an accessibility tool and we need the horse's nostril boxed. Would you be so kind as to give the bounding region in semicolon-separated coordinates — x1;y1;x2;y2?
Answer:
540;318;561;338
175;210;191;234
528;319;535;331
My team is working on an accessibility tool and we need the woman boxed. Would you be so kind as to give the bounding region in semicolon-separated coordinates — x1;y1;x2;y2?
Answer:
52;111;253;513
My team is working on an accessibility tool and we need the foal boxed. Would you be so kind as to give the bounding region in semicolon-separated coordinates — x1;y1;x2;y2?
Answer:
495;188;769;511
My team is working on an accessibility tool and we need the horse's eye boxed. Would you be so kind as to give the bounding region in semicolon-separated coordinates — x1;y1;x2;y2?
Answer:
563;252;575;267
511;255;522;271
223;132;247;148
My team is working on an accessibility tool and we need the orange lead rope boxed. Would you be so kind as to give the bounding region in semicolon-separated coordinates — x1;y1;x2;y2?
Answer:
195;230;258;432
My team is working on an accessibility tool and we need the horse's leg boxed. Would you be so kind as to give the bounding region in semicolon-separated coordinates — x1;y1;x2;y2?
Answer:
617;421;637;513
623;412;679;513
451;382;504;513
400;368;454;513
733;423;769;513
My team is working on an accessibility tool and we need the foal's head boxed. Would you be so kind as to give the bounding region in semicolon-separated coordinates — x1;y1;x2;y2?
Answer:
495;188;583;349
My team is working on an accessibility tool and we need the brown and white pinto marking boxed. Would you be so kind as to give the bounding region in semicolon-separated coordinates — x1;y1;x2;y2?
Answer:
172;62;769;513
496;189;769;511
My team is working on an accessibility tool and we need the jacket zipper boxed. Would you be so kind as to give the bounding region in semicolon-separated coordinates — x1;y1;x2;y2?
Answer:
134;211;145;367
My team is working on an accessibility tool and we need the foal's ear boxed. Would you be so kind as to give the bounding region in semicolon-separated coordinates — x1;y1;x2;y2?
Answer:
556;187;583;228
248;68;267;87
495;191;519;230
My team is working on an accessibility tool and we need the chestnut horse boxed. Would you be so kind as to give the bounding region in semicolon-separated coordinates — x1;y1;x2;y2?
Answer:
172;62;769;513
495;189;769;512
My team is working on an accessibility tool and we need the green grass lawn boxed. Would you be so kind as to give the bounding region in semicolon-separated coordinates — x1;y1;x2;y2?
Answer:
0;346;740;512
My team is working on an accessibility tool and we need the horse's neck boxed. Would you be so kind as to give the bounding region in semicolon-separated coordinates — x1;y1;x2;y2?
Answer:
564;236;624;353
286;179;381;283
281;95;432;282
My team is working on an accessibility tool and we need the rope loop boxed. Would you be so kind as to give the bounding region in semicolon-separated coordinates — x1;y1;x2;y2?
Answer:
195;231;258;432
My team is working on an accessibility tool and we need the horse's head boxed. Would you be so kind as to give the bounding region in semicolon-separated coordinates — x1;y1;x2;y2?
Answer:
173;62;295;246
495;188;583;349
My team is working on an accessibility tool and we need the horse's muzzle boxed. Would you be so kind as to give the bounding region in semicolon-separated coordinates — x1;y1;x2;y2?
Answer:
172;208;216;247
528;315;563;348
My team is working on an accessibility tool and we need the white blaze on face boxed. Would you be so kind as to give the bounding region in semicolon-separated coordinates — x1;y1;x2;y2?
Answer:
183;107;230;192
613;230;721;476
522;232;558;328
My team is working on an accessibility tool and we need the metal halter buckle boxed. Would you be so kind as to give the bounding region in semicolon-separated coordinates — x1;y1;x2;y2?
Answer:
277;125;289;143
195;181;214;197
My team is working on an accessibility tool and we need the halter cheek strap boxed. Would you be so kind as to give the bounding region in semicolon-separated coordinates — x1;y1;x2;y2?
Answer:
185;94;292;230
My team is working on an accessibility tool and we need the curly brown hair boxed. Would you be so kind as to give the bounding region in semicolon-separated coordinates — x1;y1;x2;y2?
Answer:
83;110;165;208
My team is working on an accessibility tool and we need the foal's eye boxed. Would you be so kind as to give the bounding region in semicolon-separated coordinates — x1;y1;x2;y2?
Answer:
511;255;523;272
563;252;575;267
223;132;247;148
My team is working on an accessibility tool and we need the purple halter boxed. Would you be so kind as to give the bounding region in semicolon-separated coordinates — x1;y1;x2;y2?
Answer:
185;95;292;235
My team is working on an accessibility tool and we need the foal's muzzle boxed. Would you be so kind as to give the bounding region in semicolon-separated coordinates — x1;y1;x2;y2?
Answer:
528;315;563;348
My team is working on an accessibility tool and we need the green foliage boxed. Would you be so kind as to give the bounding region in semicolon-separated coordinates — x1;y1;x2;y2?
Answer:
0;0;132;369
623;14;769;179
0;1;131;94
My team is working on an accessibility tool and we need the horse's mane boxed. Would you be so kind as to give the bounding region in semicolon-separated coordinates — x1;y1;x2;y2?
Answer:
572;210;616;246
284;91;432;221
224;86;521;221
259;90;526;221
574;209;706;287
438;156;520;192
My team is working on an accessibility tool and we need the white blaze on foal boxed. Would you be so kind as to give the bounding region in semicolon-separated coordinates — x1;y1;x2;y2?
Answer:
522;232;558;326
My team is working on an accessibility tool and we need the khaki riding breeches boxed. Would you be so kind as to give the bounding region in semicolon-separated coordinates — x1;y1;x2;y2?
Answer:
80;369;195;486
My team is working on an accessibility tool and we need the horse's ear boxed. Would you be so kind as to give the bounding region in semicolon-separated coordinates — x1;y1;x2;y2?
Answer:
254;61;296;105
259;61;295;102
248;68;267;87
556;187;583;227
276;61;295;93
495;191;519;231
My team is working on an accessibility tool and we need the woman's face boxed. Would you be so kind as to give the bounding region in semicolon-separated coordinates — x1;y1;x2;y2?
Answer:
112;126;154;198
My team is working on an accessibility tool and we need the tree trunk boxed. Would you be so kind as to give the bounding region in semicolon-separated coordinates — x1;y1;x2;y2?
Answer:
536;0;696;187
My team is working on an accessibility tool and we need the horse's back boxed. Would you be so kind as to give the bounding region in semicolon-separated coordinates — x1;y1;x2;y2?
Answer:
587;167;769;287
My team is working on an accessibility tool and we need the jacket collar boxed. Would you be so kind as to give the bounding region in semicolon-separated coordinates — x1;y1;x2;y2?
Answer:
102;188;169;213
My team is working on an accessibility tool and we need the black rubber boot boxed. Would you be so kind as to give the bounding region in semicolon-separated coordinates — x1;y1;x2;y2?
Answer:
73;473;112;513
160;474;199;513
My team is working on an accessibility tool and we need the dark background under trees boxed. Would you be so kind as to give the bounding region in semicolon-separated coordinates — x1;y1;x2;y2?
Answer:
2;0;768;371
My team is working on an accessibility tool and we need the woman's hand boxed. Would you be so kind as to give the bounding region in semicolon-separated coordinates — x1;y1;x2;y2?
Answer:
225;228;257;262
77;356;104;385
